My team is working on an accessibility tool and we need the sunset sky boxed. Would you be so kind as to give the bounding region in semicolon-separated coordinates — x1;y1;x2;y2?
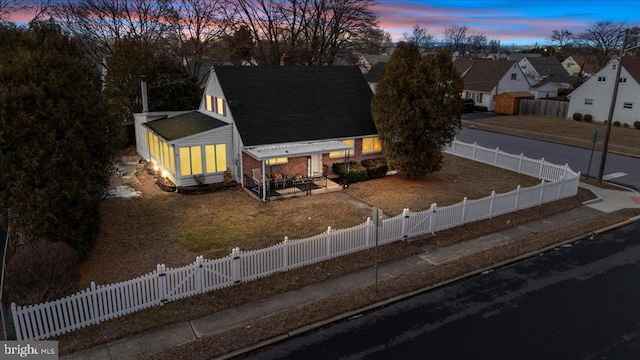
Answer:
7;0;639;46
376;0;639;45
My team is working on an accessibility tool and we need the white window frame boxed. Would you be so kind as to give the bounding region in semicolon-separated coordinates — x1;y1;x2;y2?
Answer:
584;99;593;105
623;102;633;109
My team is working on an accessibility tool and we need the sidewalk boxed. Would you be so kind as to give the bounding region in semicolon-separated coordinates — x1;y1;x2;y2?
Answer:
62;184;640;360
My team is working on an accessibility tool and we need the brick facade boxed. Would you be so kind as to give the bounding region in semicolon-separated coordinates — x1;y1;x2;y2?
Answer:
242;138;384;186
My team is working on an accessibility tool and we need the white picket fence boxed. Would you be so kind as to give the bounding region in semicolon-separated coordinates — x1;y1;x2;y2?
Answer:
11;140;580;341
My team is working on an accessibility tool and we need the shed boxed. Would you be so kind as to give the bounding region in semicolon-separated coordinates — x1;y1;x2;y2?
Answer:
495;91;534;115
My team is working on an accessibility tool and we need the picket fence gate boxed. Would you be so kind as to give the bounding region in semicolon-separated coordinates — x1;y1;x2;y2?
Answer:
11;140;580;341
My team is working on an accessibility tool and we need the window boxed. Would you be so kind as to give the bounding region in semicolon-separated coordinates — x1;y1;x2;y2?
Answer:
329;139;355;158
205;144;227;173
179;146;203;176
597;76;606;82
510;73;517;80
619;77;628;84
469;92;482;103
205;95;213;111
216;97;226;116
266;157;288;165
584;99;593;105
623;102;633;109
362;136;382;154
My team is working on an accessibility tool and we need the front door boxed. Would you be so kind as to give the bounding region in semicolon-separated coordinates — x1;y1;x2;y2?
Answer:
309;154;322;177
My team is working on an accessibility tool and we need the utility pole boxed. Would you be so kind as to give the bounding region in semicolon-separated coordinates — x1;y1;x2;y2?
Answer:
597;29;629;184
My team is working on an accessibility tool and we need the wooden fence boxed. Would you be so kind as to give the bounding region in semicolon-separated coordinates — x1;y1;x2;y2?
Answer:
11;140;580;341
519;99;569;118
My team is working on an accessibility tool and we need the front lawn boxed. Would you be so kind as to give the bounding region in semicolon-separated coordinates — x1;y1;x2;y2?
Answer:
82;153;542;287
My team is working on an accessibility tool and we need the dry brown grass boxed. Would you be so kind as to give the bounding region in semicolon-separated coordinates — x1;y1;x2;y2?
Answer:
81;154;540;287
345;153;540;215
465;115;640;156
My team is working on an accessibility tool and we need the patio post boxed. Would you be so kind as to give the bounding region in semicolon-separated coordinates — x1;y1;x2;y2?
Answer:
262;160;266;201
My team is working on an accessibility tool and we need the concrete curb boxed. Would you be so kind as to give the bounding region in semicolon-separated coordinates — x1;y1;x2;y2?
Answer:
215;229;611;360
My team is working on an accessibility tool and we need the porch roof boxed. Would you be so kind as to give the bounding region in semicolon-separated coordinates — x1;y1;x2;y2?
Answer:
245;141;353;161
144;110;228;141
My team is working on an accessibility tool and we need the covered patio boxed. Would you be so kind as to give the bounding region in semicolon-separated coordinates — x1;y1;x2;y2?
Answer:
244;141;352;201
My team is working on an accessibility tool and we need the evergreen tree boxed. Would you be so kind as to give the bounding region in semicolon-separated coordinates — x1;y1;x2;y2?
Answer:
104;38;202;128
0;22;121;256
371;44;463;176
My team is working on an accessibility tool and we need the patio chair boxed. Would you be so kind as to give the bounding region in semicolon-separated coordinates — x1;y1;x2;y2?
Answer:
252;168;264;189
272;171;286;189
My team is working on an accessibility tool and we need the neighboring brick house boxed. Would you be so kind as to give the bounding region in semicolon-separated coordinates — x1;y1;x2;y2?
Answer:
134;66;382;201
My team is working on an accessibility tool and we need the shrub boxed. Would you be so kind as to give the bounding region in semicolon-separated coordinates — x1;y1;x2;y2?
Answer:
634;121;640;130
5;240;80;305
623;123;630;128
613;121;621;127
332;162;368;184
572;112;582;121
583;114;593;122
361;158;388;179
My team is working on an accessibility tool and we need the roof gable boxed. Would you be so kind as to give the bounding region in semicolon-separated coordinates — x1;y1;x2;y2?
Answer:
144;110;229;141
212;66;377;147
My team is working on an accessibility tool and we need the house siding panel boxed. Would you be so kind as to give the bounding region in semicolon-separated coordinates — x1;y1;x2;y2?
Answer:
567;60;640;125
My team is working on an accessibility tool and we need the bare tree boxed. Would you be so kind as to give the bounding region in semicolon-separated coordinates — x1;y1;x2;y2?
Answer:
167;0;230;86
361;26;391;55
234;0;377;65
444;24;470;53
469;32;486;53
549;29;573;47
0;0;28;21
403;24;434;50
52;0;174;69
576;21;625;68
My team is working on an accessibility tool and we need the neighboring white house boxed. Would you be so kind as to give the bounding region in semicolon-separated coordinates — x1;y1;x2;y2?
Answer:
567;58;640;125
454;59;531;111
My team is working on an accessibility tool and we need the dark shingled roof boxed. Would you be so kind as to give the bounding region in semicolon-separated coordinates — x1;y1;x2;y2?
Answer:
454;59;518;92
524;57;570;76
213;66;376;147
144;111;228;141
622;58;640;84
364;62;387;83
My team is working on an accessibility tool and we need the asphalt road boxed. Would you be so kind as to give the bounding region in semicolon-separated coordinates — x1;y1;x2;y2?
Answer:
245;221;640;360
456;127;640;191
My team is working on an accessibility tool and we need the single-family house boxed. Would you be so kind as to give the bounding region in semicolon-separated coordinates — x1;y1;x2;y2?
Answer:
507;53;541;62
454;59;531;111
567;58;640;126
562;55;600;77
134;66;382;201
518;56;570;83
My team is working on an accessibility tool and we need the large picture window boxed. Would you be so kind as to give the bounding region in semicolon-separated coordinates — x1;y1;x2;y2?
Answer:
329;139;355;158
180;144;227;176
362;136;382;154
205;144;227;173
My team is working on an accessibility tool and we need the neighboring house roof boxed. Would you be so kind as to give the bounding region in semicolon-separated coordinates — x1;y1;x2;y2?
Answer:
524;57;569;76
213;66;377;147
364;61;387;83
508;53;541;62
454;59;517;92
531;74;577;88
621;57;640;83
144;110;228;141
567;54;600;75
